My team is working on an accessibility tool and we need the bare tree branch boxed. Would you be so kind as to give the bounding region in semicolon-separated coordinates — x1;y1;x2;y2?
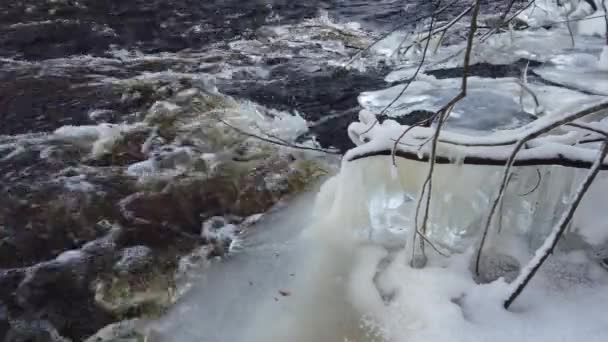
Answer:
408;0;482;265
566;13;576;47
216;118;340;154
566;122;608;137
349;146;608;169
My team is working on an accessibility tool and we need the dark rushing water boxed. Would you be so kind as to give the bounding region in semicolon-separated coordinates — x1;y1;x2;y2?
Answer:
0;1;508;59
0;0;510;137
0;0;424;60
0;1;396;140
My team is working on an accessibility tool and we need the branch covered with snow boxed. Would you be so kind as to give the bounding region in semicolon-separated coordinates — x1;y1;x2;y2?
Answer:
346;101;608;170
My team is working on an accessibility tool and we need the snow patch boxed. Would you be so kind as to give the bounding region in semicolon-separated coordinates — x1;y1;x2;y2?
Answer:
53;123;137;158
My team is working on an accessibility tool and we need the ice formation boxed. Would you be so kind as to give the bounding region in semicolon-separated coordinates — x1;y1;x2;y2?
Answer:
240;8;608;342
144;5;608;342
236;150;608;342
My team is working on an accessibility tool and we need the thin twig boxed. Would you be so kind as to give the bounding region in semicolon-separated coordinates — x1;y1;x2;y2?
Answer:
357;1;476;138
529;13;608;27
362;4;446;138
411;0;482;265
387;5;441;165
392;115;436;165
566;122;608;137
381;7;439;117
497;172;515;234
214;117;341;154
567;14;575;47
518;168;542;196
416;228;450;257
516;79;542;115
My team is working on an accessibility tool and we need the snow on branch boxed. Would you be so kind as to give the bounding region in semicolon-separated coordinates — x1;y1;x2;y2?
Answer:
345;101;608;170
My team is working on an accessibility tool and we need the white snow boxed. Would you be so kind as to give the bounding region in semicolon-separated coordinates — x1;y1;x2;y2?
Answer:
53;123;138;158
366;251;608;342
